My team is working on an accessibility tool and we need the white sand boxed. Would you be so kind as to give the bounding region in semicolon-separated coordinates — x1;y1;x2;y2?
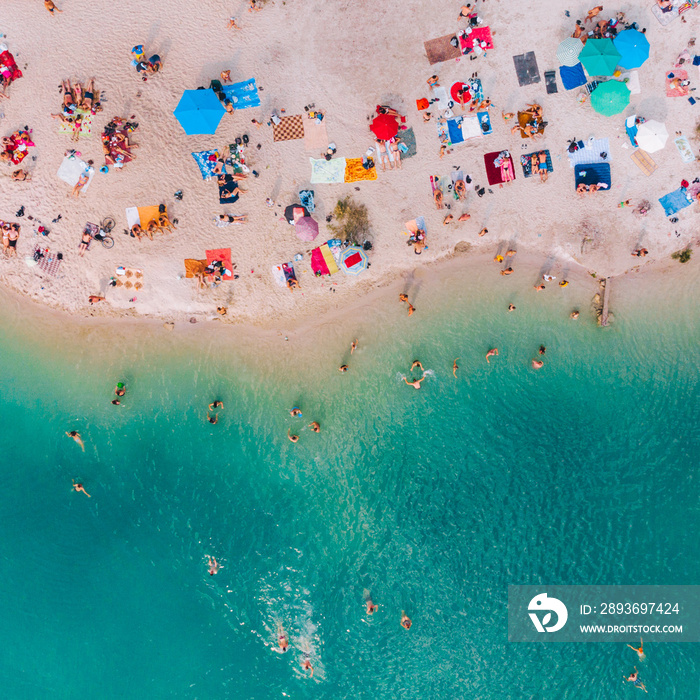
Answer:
0;0;698;327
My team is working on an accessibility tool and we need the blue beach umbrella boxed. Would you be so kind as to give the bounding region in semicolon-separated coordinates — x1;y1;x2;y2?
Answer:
173;89;226;135
614;29;650;70
339;246;368;275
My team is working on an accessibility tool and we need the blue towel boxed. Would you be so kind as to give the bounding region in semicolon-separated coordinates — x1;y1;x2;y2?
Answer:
447;118;464;144
477;111;492;135
559;63;587;91
222;78;261;110
574;163;611;189
299;189;315;212
192;150;225;180
659;188;693;216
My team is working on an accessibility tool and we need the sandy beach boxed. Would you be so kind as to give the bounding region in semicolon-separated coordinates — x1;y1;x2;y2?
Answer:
0;0;698;327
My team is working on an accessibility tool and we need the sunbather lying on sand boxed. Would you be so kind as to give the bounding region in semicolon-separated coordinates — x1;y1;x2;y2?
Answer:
536;151;548;183
433;188;443;209
158;214;177;232
71;172;90;198
577;183;589;194
454;179;466;198
11;169;30;181
215;214;248;226
45;0;63;14
131;223;144;241
389;140;402;169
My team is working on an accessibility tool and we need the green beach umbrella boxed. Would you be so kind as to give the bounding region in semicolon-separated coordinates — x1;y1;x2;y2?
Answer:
590;80;630;116
579;38;621;77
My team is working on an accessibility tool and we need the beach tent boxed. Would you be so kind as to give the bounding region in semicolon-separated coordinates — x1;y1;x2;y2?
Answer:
635;120;668;153
339;246;368;275
174;89;226;135
614;29;650;70
284;204;309;224
579;39;621;77
590;80;630;116
556;37;584;67
370;114;399;141
295;217;319;242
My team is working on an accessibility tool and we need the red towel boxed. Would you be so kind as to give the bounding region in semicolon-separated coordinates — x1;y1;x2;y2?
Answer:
459;26;494;52
344;252;363;268
311;247;329;275
205;248;234;280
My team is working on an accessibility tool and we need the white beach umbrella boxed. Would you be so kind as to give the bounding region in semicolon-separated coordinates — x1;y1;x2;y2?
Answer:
556;37;584;67
635;120;669;153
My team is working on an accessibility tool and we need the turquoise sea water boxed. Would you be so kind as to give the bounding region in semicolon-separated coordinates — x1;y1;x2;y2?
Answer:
1;265;699;699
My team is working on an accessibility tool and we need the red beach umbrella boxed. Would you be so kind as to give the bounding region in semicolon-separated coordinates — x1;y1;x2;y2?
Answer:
370;113;399;140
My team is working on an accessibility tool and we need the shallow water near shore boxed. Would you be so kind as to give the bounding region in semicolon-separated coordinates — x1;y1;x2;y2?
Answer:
1;263;699;699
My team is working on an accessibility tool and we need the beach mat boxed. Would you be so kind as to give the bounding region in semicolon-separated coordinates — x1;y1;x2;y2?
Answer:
303;120;328;151
560;62;587;90
310;157;346;184
567;137;610;167
399;127;417;159
630;148;657;175
651;2;681;25
424;34;460;65
458;26;494;53
666;70;689;97
56;155;95;191
674;136;695;163
659;188;693;216
447;118;465;144
544;70;558;94
221;78;260;110
517;111;545;139
192;149;224;180
311;243;339;276
520;150;553;178
574;163;611;190
218;176;240;204
58;114;94;137
184;259;207;278
344;158;377;182
513;52;541;86
32;244;63;276
484;151;516;186
205;248;234;280
272;115;304;142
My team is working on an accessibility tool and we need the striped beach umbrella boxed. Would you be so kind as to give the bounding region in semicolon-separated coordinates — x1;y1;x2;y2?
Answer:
339;246;368;275
556;37;584;67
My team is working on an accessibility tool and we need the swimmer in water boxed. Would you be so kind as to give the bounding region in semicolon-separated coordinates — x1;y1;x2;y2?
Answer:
351;339;358;354
534;284;545;291
532;359;543;369
366;598;378;614
538;345;546;355
404;375;426;389
485;348;498;363
623;667;647;693
627;638;645;660
408;304;415;317
308;421;320;433
207;556;220;575
288;429;299;443
72;480;91;497
411;360;424;372
278;626;289;652
570;310;580;319
111;399;122;406
401;611;412;629
290;407;303;417
399;293;408;303
453;358;459;378
301;659;314;677
115;382;126;397
65;430;85;451
207;413;218;424
508;304;516;312
339;365;349;373
209;400;224;411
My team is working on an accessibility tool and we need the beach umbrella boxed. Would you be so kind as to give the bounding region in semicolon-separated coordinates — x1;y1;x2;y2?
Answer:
614;29;650;70
579;38;621;77
556;37;584;67
370;114;398;141
284;204;309;224
173;89;226;135
590;80;630;116
339;246;368;276
294;216;319;242
635;120;668;153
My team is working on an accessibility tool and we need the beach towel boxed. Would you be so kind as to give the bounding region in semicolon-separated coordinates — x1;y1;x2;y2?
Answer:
458;26;494;53
303;120;329;151
574;163;611;190
398;127;417;159
622;70;641;95
520;150;553;178
272;115;304;142
630;148;657;175
567;137;610;167
544;70;558;94
206;248;234;280
344;158;377;182
461;116;483;140
424;34;461;65
666;70;689;97
221;78;261;110
58;114;94;137
184;259;207;278
468;77;484;103
311;243;339;276
659;188;693;216
484;151;516;186
513;52;541;86
125;205;163;229
299;189;315;212
57;155;95;191
650;1;695;25
416;98;430;110
0;50;22;83
674;136;695;163
559;62;587;90
430;85;450;111
517;111;545;139
404;216;426;234
437;119;450;145
477;111;492;135
32;244;63;276
310;157;346;184
447;118;465;144
192;149;224;180
218;176;240;204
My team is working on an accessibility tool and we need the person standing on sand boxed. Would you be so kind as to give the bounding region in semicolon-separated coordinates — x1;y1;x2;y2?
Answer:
399;293;408;303
66;431;85;451
72;480;90;497
408;304;415;317
486;348;498;363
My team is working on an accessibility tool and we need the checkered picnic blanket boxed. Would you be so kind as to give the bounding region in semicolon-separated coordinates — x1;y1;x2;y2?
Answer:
32;244;63;276
272;115;304;142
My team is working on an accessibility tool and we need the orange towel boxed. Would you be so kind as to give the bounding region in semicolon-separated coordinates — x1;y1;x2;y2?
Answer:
344;158;378;182
184;259;207;278
416;98;430;110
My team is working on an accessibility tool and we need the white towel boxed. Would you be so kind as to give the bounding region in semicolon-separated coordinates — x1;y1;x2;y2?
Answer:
56;155;94;191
